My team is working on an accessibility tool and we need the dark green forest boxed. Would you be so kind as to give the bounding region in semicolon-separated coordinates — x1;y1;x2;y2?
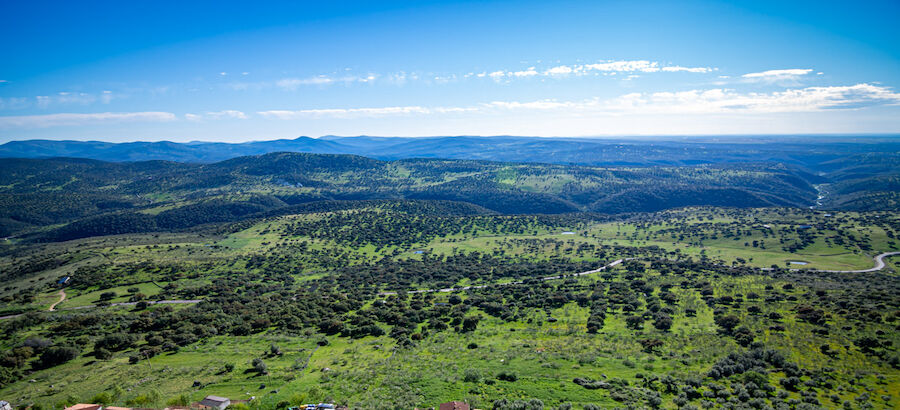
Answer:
0;151;868;240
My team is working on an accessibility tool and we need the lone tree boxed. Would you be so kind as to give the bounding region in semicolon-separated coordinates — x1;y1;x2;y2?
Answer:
94;347;112;360
36;346;80;369
625;315;644;330
462;315;481;332
652;312;673;331
640;338;664;353
714;314;741;335
251;358;268;374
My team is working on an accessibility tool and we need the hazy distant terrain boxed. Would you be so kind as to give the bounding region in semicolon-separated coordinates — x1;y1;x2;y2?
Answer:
1;137;897;239
3;135;899;168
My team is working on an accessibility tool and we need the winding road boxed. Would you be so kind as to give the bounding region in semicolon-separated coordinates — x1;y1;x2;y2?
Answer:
814;251;900;273
378;251;900;295
48;289;66;311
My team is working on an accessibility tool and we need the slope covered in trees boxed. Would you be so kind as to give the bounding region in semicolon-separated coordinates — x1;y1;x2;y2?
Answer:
1;206;897;408
0;153;828;241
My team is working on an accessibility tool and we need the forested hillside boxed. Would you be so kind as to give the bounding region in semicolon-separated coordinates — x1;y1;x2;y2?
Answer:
0;153;826;240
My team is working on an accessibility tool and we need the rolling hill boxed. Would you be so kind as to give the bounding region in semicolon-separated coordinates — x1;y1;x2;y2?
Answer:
0;152;824;240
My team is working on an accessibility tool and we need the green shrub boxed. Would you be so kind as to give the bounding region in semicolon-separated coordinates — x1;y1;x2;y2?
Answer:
94;348;112;360
463;368;481;383
167;394;190;406
35;346;80;369
497;371;517;382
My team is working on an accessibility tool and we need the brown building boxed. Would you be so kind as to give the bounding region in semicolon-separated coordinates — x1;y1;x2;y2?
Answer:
439;402;470;410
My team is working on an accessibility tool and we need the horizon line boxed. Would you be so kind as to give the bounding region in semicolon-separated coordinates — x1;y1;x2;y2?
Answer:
3;132;900;145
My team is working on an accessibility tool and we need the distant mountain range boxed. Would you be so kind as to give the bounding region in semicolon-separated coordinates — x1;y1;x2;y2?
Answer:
2;135;899;171
2;136;897;219
1;136;898;239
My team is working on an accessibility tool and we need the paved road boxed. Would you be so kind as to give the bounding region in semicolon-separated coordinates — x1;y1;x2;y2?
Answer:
379;258;626;296
814;251;900;273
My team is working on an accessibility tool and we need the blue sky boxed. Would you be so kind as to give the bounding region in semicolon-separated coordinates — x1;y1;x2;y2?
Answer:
1;0;899;142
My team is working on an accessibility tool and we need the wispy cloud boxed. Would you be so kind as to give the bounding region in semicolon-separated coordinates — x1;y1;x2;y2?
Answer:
226;74;379;91
741;68;814;85
228;60;714;90
5;84;894;130
474;60;717;82
601;83;899;114
186;110;248;121
275;74;378;90
259;105;473;119
0;112;176;128
0;97;30;110
257;83;900;120
35;92;115;108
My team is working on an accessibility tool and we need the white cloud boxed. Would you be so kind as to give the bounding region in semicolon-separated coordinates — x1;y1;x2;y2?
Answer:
259;105;474;119
0;112;177;128
255;83;900;120
742;68;814;84
29;92;115;108
583;60;658;73
276;74;378;90
511;68;539;78
276;76;334;90
582;83;900;114
225;81;263;91
185;110;248;121
545;65;576;75
484;100;576;110
482;60;715;82
0;80;7;84
487;71;507;80
206;110;247;119
661;66;714;73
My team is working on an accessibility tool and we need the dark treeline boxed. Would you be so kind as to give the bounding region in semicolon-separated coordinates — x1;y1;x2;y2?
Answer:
0;152;836;240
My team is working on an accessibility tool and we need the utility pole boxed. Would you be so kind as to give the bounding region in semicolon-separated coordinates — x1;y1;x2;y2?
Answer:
143;350;153;371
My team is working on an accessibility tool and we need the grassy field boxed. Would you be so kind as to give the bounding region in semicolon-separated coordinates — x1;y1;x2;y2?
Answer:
1;206;898;409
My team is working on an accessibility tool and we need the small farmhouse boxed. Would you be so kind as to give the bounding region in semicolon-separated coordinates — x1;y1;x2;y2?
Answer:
198;395;231;410
440;402;470;410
